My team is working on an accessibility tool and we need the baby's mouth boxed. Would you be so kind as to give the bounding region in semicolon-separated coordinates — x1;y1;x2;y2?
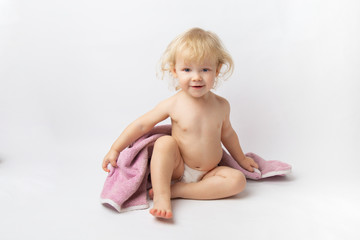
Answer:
191;85;204;89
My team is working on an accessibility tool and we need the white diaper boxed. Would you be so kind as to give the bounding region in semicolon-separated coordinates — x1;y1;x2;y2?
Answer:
180;164;208;183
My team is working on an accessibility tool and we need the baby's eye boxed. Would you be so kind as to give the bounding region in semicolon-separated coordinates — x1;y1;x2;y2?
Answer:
203;68;210;72
183;68;191;72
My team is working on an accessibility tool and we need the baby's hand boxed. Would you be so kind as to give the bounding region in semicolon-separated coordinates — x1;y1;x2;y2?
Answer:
102;149;120;172
239;156;259;172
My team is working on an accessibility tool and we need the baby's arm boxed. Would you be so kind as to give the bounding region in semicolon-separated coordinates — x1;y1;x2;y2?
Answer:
102;99;171;172
221;100;259;172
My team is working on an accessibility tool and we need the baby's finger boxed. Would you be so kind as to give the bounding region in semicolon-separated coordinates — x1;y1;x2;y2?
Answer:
244;164;254;172
102;161;110;172
110;158;118;168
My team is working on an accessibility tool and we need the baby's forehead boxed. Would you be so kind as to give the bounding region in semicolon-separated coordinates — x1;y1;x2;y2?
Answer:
175;51;218;66
176;59;216;67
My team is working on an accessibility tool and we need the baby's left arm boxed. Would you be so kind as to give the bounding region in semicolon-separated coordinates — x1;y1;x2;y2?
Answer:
221;101;258;172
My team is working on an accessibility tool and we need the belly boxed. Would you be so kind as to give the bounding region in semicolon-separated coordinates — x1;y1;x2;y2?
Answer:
174;135;224;171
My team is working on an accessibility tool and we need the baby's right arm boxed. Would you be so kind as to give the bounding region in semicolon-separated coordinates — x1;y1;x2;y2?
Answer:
102;99;171;172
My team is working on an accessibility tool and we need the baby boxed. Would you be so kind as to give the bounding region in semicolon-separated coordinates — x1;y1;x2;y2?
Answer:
102;28;258;219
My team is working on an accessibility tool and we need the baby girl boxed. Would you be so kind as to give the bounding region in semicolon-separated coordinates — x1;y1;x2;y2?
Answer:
102;28;258;219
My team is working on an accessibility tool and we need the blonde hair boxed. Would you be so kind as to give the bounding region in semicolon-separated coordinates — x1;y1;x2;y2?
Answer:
159;28;234;89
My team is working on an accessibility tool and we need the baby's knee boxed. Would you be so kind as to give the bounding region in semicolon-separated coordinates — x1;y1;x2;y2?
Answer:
229;170;246;194
154;136;178;151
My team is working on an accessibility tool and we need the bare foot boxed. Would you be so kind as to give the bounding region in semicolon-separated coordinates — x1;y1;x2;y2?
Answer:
149;192;173;219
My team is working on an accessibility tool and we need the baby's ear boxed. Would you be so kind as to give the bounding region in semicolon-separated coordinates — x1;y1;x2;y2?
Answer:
170;67;178;78
216;63;223;76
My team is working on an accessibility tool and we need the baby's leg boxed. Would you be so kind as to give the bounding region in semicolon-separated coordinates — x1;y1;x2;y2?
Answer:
149;136;184;219
171;166;246;200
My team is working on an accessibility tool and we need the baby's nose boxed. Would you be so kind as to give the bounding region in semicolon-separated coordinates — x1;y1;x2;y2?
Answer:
192;72;202;81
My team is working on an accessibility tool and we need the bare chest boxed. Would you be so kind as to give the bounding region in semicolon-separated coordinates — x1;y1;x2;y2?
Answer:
171;103;224;136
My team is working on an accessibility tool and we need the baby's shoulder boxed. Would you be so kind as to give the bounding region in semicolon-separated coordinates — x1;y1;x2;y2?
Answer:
212;93;230;108
167;90;187;104
156;92;180;111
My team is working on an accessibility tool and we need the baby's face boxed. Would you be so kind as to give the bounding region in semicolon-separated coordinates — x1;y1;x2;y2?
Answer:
172;55;220;98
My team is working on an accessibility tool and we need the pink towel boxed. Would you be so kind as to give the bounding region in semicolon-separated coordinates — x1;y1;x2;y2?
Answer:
100;125;291;212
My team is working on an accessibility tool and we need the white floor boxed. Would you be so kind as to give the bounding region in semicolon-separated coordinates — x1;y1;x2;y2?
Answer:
1;139;359;240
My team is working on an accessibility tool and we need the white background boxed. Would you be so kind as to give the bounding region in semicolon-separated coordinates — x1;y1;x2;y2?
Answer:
1;0;359;239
